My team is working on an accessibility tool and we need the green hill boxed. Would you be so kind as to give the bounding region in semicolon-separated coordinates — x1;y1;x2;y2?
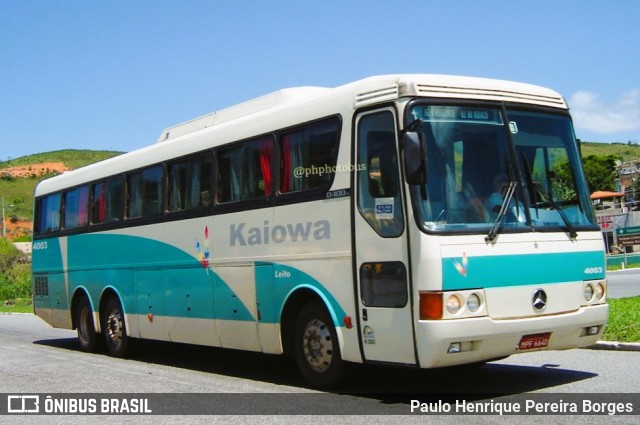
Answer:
0;150;123;237
0;149;123;170
579;141;640;162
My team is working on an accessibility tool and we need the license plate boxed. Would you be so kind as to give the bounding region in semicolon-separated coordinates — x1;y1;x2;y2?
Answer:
518;333;551;350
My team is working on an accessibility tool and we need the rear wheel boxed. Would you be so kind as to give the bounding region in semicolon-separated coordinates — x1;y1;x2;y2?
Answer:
75;296;99;352
294;300;343;389
102;296;131;357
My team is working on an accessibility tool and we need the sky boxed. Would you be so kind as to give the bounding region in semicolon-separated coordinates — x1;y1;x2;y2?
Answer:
1;0;640;161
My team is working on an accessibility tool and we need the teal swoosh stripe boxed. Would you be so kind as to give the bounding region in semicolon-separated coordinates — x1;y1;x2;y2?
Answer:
35;233;346;326
443;251;605;291
255;262;347;326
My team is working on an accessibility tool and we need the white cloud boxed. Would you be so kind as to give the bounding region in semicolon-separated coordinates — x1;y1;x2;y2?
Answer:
569;89;640;134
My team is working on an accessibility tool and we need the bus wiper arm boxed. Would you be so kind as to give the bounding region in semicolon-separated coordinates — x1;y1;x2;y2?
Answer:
485;181;517;243
555;202;578;239
537;186;578;239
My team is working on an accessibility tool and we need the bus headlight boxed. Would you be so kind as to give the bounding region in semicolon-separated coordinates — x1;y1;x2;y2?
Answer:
446;295;462;314
596;282;606;300
584;283;594;302
467;293;481;313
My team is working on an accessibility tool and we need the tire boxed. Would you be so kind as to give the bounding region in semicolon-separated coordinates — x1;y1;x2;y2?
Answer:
294;300;344;389
102;296;131;357
75;296;100;353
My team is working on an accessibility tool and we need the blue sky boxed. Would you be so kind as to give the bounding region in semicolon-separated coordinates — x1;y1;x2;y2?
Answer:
2;1;639;160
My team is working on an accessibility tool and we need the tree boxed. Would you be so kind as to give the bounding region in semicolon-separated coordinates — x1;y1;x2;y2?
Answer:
581;155;618;193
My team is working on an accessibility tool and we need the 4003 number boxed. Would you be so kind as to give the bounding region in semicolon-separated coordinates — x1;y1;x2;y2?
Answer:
584;266;603;275
32;241;48;250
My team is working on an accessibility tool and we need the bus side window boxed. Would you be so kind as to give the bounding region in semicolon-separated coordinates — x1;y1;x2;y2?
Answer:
217;137;273;203
279;119;339;194
91;176;124;224
127;166;163;218
357;112;404;237
63;186;89;229
35;193;61;234
167;153;214;212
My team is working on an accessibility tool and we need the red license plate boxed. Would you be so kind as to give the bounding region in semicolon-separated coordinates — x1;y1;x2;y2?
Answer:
518;333;551;350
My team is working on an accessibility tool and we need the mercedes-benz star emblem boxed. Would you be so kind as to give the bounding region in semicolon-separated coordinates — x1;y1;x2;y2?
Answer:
532;289;547;312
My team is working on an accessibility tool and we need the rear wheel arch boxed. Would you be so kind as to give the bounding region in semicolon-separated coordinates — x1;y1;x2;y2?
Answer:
70;288;94;331
71;289;101;353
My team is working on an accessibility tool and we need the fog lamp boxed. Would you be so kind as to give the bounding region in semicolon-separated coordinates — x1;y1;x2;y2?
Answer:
586;326;600;336
448;342;461;353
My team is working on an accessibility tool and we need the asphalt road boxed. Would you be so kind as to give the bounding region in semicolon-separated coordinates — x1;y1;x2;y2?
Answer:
0;314;638;424
607;267;640;298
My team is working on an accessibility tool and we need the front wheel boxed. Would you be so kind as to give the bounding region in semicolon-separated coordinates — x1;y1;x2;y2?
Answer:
102;296;131;357
294;300;344;389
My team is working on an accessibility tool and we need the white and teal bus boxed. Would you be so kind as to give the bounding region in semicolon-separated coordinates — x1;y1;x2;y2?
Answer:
32;74;608;388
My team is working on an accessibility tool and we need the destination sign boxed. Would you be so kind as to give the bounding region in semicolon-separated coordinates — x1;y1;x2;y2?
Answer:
418;106;503;125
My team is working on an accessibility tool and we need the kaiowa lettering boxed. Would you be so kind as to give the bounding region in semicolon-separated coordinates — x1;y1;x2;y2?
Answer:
230;220;331;246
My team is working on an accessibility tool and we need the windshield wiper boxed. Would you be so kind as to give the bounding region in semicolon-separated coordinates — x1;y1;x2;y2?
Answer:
521;154;577;239
534;184;578;239
485;181;517;243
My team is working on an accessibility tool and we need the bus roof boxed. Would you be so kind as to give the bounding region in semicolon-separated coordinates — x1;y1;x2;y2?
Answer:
158;74;566;143
156;87;332;143
35;74;567;196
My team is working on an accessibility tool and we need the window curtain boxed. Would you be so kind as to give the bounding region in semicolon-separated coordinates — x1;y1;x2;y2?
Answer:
281;132;305;192
189;159;202;207
169;164;183;210
258;138;273;196
98;184;106;223
280;135;291;192
78;187;89;227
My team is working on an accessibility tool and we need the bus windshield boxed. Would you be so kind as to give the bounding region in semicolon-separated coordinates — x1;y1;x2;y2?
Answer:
408;104;596;234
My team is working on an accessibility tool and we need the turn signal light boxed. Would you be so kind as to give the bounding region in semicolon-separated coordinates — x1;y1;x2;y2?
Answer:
420;292;443;320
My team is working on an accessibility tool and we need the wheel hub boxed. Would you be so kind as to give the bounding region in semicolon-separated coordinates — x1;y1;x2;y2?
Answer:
303;319;333;372
106;311;123;342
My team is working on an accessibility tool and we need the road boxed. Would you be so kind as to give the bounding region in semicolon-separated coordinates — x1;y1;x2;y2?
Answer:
0;314;638;424
607;267;640;298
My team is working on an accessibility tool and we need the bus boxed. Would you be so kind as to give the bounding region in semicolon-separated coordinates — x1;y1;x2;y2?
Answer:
32;74;608;388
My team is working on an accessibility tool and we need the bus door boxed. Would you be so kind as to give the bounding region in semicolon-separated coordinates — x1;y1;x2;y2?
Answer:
353;109;416;365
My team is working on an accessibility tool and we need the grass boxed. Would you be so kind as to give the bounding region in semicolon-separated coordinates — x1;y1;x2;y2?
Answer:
601;296;640;342
0;298;33;314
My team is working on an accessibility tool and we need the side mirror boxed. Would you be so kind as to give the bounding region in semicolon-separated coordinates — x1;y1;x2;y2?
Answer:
402;131;427;185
